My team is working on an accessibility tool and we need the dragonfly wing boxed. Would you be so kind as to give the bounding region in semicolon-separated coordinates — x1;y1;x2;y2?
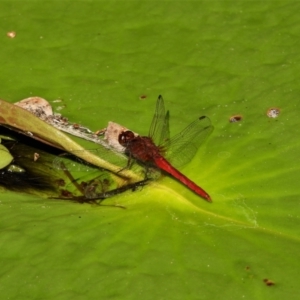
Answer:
148;95;170;145
164;116;214;168
159;110;170;147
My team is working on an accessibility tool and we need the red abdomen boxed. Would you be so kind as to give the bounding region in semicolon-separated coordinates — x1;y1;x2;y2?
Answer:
154;156;211;201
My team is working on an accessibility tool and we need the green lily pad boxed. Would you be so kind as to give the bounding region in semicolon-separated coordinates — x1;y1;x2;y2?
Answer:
0;1;299;299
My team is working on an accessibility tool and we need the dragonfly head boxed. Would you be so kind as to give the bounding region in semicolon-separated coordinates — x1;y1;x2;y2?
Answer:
118;131;135;147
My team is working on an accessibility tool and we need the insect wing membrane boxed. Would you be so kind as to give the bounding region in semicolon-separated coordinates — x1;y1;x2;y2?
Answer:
149;95;170;145
164;116;214;168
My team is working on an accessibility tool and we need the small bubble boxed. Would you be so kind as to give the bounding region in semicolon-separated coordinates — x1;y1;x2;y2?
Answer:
263;278;275;286
267;107;280;118
229;115;243;123
7;31;16;38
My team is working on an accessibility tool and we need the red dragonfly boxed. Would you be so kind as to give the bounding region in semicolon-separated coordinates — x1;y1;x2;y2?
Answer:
118;95;214;201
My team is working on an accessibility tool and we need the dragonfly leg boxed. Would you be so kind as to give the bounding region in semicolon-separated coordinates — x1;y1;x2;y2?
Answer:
116;156;135;173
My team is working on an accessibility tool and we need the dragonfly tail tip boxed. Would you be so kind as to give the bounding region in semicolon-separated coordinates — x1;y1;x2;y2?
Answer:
205;195;212;202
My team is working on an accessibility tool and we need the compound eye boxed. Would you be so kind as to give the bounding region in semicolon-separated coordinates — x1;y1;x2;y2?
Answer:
118;131;134;145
